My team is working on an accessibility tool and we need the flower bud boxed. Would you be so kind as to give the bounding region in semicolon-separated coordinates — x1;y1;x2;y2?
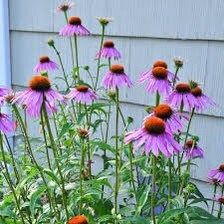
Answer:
145;106;154;114
97;17;112;26
185;183;196;194
40;71;48;77
83;65;89;71
77;128;89;138
174;57;184;68
107;90;116;100
189;80;199;89
47;38;55;47
127;116;134;124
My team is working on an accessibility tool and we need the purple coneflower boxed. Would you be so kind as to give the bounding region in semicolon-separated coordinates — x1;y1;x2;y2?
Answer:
57;1;74;12
148;103;184;133
138;66;172;96
214;196;224;204
102;64;132;90
59;16;90;36
184;140;204;159
0;87;10;105
191;86;215;112
125;116;181;157
0;113;16;134
208;178;220;186
33;56;58;73
12;75;64;118
208;164;224;183
166;83;197;111
66;85;98;104
138;60;176;84
96;40;121;60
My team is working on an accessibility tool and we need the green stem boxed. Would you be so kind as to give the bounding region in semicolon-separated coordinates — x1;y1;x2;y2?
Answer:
52;45;70;90
218;204;222;219
156;91;160;106
178;107;195;174
129;144;137;205
114;87;120;217
0;134;26;224
84;104;91;178
94;25;105;90
151;155;157;224
63;11;75;68
42;103;69;220
12;105;57;219
79;139;85;213
40;111;52;169
74;35;80;82
168;158;172;210
172;67;179;89
211;184;217;215
4;134;20;183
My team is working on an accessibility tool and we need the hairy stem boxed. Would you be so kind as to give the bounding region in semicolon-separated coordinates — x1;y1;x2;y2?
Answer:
94;25;105;90
42;103;69;220
114;87;120;218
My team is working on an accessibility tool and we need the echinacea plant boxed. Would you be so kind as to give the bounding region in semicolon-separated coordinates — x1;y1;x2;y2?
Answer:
0;2;223;224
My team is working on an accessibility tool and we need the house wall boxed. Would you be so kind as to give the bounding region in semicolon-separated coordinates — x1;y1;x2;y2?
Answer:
9;0;224;198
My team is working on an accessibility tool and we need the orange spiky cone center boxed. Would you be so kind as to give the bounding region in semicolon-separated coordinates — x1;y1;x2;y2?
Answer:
76;85;89;92
153;60;168;69
103;40;114;48
67;215;88;224
39;56;50;63
191;86;202;97
144;117;165;135
29;75;51;92
69;16;82;25
110;64;124;74
219;164;224;172
175;83;191;93
154;104;173;119
152;67;167;80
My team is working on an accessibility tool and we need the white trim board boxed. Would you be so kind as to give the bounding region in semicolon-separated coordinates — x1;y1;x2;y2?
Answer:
0;0;11;88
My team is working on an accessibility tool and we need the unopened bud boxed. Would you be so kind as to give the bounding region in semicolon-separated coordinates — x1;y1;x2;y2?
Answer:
47;38;55;47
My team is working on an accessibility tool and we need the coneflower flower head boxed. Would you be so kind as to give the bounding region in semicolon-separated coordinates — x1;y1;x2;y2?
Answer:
12;75;64;118
217;197;224;204
59;16;90;36
96;17;113;26
66;85;98;104
103;64;132;90
0;87;10;105
96;40;121;60
150;103;184;133
125;116;181;157
57;1;75;12
184;139;204;159
190;86;215;112
166;82;197;111
33;56;58;73
67;214;88;224
138;60;177;84
208;164;224;183
0;113;16;134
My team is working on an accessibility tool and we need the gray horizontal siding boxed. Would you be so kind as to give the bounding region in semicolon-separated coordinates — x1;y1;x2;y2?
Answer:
12;84;224;184
9;0;224;197
10;31;224;118
9;0;224;40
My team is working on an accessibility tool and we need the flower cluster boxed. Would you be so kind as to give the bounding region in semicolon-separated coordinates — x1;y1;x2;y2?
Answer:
0;1;219;224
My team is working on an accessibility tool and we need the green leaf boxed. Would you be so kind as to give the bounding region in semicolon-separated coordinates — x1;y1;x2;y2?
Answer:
43;168;60;185
30;186;46;216
58;122;72;139
136;185;151;215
